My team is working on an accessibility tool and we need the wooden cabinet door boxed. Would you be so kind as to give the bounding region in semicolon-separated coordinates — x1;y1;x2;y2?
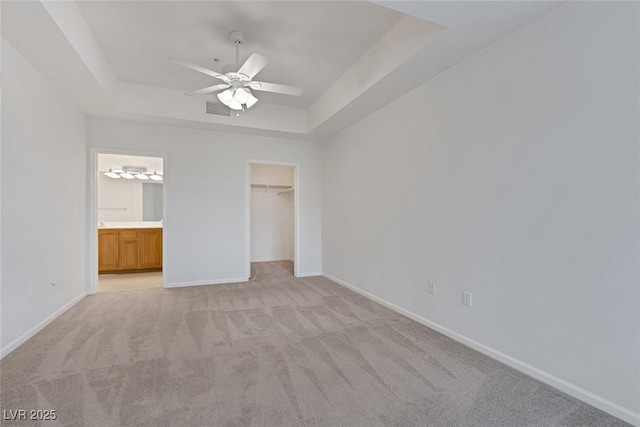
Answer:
138;229;163;269
98;230;119;273
118;230;139;270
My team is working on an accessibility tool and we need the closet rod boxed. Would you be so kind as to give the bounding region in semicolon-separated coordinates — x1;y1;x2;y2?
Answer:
251;184;292;189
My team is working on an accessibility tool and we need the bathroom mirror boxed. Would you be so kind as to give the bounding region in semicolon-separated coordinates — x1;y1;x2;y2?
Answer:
142;182;163;221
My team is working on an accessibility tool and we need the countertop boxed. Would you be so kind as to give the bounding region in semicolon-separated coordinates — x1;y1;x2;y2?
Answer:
98;221;162;229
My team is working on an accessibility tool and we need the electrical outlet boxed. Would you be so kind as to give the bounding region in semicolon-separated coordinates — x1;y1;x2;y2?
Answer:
463;291;472;307
428;281;436;295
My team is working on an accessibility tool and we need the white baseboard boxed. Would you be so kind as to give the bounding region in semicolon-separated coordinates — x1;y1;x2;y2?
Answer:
1;291;87;359
167;273;322;285
322;272;640;426
296;272;322;278
166;277;248;288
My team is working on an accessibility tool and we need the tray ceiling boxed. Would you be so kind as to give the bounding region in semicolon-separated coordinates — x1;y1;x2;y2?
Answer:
77;1;404;108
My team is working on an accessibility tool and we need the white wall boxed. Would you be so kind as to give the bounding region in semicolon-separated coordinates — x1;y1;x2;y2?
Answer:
251;164;294;187
251;164;294;262
1;39;87;354
97;174;143;222
87;118;322;286
322;2;639;423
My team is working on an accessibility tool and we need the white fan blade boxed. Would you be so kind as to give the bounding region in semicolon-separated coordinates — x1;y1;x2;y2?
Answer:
169;58;226;81
186;83;230;96
250;81;303;96
238;53;269;79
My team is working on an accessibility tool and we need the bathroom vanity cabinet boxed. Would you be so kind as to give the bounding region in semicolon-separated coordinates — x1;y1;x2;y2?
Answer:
98;228;162;273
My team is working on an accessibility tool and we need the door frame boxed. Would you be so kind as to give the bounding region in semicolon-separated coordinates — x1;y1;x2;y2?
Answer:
246;160;300;278
87;148;168;294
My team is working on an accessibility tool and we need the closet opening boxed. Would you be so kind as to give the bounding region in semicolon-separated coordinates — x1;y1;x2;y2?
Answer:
247;162;298;280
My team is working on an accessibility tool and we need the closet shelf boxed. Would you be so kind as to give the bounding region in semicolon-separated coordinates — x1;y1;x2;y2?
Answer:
277;188;294;195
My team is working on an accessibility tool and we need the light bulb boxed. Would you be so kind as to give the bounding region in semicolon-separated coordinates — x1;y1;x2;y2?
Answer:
120;173;135;179
150;171;163;181
217;89;233;105
234;88;250;104
245;91;258;109
228;99;243;110
135;173;149;180
104;169;121;178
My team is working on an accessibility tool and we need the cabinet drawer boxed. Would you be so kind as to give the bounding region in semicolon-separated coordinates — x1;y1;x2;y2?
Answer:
119;229;138;240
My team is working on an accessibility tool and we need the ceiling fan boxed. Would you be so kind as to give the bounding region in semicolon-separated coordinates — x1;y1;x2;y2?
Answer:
171;30;303;111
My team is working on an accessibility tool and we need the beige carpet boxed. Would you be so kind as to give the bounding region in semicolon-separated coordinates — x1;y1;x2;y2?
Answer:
0;262;629;426
99;271;163;293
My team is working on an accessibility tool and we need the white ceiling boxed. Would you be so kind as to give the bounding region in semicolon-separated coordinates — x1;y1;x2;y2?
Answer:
77;1;403;108
2;1;560;140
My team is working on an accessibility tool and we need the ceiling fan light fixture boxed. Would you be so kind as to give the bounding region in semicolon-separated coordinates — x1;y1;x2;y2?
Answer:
218;87;250;110
174;30;302;113
245;91;258;109
228;99;243;111
217;89;233;105
234;87;250;104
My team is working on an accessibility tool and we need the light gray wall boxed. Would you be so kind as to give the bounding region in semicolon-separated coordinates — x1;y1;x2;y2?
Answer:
87;118;322;285
322;2;639;420
1;39;87;353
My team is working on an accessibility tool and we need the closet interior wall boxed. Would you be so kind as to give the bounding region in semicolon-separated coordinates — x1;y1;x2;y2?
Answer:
250;164;295;263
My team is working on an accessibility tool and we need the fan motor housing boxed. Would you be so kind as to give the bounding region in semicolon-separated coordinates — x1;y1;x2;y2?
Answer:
222;64;240;74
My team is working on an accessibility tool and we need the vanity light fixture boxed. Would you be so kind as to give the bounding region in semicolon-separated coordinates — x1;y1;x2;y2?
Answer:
104;168;121;179
103;166;163;182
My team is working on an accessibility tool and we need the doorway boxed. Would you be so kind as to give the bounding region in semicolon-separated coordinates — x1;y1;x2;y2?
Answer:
247;161;299;279
92;152;166;293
